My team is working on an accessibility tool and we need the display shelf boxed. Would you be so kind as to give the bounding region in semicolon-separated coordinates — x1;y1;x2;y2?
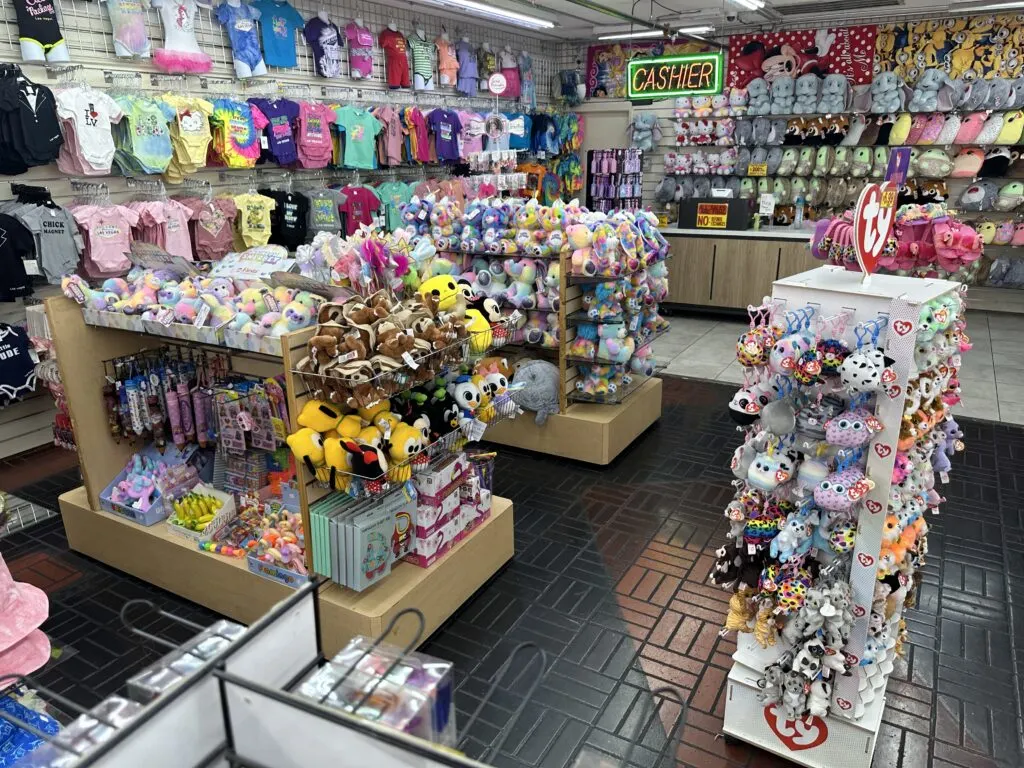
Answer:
485;377;662;464
59;484;514;656
567;373;651;405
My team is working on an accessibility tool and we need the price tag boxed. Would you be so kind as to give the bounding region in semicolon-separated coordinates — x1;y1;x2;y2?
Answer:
747;163;768;177
337;350;359;363
509;310;522;324
747;543;757;555
23;260;41;276
630;315;640;332
466;208;480;220
758;193;776;216
373;216;385;228
66;282;86;305
462;418;487;441
157;307;175;326
193;303;211;328
401;351;419;369
264;294;280;313
418;209;427;220
260;135;269;149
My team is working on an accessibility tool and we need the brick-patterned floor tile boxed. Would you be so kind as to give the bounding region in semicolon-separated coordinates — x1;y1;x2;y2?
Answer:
4;376;1021;767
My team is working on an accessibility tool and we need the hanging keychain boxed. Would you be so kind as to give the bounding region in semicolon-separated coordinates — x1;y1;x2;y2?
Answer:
165;378;186;450
177;367;195;444
103;380;121;441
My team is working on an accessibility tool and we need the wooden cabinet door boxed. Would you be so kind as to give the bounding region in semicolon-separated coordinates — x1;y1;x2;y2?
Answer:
710;240;781;308
665;236;714;305
777;240;820;280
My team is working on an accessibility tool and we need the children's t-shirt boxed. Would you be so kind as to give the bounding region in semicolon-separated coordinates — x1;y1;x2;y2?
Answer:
339;186;380;236
249;97;299;164
233;193;276;248
0;216;33;301
345;22;374;77
251;0;303;67
408;108;431;162
296;101;336;159
458;111;484;156
428;109;462;162
307;189;345;233
56;88;124;171
259;189;309;250
159;199;195;260
303;17;343;78
506;112;532;150
374;181;411;231
374;106;405;166
16;205;80;284
334;105;382;169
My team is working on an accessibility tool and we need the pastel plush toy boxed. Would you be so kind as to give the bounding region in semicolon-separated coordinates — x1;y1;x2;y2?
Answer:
504;258;538;309
711;94;730;116
729;87;749;115
584;281;624;320
567;224;597;276
628;111;662;151
692;95;712;117
818;74;850;113
909;68;952;112
770;76;796;114
747;77;771;115
597;322;635;364
871;72;905;113
793;74;821;114
673;96;692;118
399;195;434;235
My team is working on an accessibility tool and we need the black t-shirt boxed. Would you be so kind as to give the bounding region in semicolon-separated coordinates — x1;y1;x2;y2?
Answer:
259;189;309;251
0;214;34;302
0;324;36;406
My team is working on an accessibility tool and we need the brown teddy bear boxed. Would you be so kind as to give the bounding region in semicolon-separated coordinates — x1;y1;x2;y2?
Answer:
376;325;416;360
344;300;387;325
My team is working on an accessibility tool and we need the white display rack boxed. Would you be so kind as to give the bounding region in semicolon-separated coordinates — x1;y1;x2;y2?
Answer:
721;266;961;768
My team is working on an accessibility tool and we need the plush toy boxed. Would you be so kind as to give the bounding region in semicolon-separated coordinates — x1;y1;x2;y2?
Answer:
729;87;749;115
692;95;712;117
793;74;820;114
627;111;662;151
871;72;906;113
510;359;560;425
770;76;795;114
504;258;538;309
908;68;952;112
747;77;771;115
818;74;850;113
596;322;634;364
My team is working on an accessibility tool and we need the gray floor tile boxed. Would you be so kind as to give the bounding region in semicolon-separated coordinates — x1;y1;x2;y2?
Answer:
997;400;1024;424
662;359;729;379
716;362;747;385
675;340;738;365
960;378;997;404
957;400;1001;421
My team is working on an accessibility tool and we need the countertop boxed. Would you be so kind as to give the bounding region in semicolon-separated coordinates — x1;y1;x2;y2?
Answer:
661;227;812;241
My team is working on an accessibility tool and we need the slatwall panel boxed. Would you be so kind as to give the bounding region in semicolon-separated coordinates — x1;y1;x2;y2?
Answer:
0;0;563;209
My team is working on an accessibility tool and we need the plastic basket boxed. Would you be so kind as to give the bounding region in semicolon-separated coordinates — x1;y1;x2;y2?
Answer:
166;486;237;543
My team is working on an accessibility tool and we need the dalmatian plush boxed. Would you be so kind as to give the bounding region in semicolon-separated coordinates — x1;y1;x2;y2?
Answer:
781;612;813;646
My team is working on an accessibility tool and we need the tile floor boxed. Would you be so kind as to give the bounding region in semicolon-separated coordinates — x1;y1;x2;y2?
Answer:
655;309;1024;424
3;380;1023;768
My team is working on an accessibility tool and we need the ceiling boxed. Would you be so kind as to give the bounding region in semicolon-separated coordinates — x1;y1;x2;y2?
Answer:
484;0;974;41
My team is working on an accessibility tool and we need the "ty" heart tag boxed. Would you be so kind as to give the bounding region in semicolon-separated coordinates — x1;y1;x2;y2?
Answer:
873;443;892;459
763;704;829;751
866;500;882;514
836;698;852;711
857;552;875;567
892;320;914;336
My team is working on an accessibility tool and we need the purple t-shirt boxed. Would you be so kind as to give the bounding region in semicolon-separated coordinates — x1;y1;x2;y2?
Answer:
428;109;463;163
249;98;300;165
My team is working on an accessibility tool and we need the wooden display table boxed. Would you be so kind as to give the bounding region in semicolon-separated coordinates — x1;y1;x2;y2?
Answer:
59;487;514;651
485;377;662;465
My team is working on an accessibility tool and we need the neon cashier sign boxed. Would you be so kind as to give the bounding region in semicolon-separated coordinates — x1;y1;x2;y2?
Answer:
626;52;723;100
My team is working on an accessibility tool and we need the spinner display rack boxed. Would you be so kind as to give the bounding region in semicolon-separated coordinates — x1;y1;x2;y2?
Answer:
0;583;688;768
720;266;962;768
47;295;514;656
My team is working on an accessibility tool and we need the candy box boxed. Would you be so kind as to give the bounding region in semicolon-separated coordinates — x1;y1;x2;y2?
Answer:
297;638;456;746
406;512;465;568
412;486;461;538
412;453;469;497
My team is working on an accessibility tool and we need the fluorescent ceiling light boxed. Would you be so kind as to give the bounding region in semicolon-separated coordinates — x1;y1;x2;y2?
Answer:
408;0;555;29
954;1;1024;8
730;0;766;10
598;29;664;40
677;25;715;35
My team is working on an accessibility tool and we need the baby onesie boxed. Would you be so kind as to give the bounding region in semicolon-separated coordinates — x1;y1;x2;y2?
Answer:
210;98;267;168
113;96;175;174
187;198;237;260
295;101;336;168
56;87;124;173
232;193;276;248
215;0;266;79
163;95;214;177
436;37;458;87
345;21;374;79
248;98;299;165
13;0;70;63
16;204;81;283
101;0;151;58
304;17;343;78
307;189;345;233
152;0;213;74
408;33;435;91
72;204;139;277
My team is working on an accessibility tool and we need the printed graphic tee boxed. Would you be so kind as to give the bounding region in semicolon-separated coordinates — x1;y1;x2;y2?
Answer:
345;22;374;78
308;189;346;233
428;109;462;162
378;28;409;88
339;186;380;236
17;204;81;283
334;105;382;169
0;324;37;405
251;0;303;67
304;17;343;78
0;215;34;301
374;181;411;231
248;97;299;165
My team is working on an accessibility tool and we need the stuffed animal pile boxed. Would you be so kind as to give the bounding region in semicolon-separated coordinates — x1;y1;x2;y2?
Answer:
62;269;323;338
714;295;970;723
295;283;511;410
287;355;517;494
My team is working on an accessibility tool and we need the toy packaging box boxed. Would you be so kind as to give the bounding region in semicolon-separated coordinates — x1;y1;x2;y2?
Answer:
297;637;456;747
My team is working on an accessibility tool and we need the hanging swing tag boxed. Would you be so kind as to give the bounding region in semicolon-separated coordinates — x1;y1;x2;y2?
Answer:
157;307;175;326
402;351;419;369
193;303;211;328
747;543;757;555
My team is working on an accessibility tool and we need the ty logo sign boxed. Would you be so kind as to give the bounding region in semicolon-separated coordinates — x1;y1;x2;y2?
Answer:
763;704;829;751
853;181;897;276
